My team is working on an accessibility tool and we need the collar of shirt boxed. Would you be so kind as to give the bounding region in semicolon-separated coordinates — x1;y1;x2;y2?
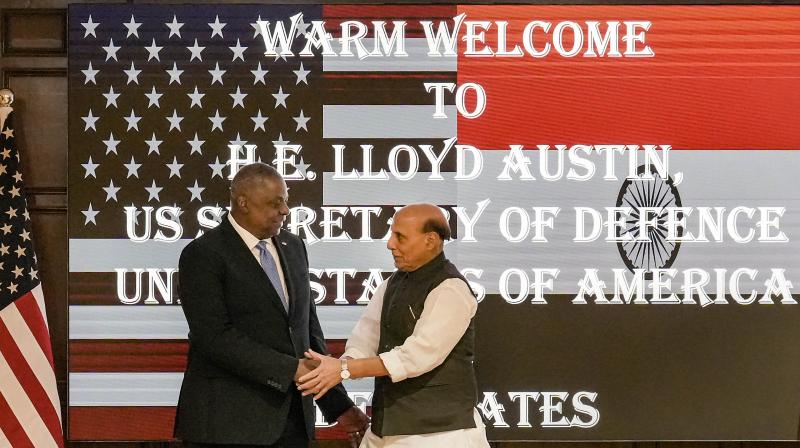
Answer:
227;214;290;302
400;252;446;280
228;213;274;253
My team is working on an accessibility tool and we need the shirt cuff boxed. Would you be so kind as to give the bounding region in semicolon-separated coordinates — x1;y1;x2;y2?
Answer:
378;350;408;383
341;347;369;360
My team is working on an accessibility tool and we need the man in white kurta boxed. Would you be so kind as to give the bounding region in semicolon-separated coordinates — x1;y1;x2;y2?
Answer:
296;204;490;448
343;278;489;448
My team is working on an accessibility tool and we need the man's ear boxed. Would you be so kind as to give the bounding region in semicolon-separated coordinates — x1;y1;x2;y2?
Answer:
425;232;437;249
237;195;247;211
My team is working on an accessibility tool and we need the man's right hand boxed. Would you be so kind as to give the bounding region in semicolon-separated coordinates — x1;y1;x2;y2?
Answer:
294;358;320;381
337;406;369;448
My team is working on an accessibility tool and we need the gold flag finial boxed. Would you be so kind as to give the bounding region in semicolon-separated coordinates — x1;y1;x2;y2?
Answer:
0;88;15;107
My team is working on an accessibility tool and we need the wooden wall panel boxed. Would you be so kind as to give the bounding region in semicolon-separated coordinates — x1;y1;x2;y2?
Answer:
4;70;68;188
2;9;67;55
28;212;68;390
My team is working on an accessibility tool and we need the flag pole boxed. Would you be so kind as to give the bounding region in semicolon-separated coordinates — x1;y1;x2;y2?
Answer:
0;87;13;106
0;88;13;131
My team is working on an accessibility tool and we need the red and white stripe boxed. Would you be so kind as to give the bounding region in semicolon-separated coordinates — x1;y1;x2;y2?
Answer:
0;285;63;447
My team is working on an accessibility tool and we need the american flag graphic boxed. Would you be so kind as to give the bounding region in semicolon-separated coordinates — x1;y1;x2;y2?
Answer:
67;4;455;441
0;109;64;447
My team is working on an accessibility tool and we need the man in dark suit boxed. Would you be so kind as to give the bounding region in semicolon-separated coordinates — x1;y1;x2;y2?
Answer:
175;162;368;447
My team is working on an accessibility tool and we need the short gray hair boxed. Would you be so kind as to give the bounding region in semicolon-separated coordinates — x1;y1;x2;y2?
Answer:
230;163;281;199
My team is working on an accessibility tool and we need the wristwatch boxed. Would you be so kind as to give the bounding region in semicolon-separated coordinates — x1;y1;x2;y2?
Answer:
340;358;351;380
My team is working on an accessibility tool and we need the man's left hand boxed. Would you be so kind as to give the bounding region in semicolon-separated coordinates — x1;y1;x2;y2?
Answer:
294;357;320;381
296;349;343;400
336;406;369;448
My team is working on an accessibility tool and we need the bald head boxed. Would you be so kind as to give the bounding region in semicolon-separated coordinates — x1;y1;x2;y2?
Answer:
396;204;451;245
387;203;451;271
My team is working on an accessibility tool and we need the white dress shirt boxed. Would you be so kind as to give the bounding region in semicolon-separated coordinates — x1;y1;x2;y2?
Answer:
228;214;289;302
343;277;489;448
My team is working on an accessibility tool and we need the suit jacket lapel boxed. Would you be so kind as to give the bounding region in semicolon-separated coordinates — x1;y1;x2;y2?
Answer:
219;216;289;319
272;231;299;320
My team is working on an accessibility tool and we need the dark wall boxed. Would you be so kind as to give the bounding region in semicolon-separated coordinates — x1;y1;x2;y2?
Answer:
0;1;797;448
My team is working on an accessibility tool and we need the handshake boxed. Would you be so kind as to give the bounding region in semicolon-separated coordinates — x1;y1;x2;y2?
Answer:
295;350;369;447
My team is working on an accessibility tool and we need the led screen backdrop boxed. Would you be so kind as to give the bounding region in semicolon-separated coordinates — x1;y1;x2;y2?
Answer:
67;4;800;441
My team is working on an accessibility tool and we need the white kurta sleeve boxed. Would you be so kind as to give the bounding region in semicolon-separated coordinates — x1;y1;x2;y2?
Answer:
378;278;477;383
342;281;387;359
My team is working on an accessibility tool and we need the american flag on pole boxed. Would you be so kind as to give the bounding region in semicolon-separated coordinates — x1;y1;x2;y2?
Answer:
0;107;64;447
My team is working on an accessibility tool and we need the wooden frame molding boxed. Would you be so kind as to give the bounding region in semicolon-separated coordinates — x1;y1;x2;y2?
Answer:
1;8;67;56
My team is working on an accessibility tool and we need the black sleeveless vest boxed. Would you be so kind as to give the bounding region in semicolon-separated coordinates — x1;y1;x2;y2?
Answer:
371;253;479;436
